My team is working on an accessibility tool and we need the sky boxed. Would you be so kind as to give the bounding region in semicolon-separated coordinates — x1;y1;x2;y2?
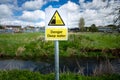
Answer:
0;0;119;28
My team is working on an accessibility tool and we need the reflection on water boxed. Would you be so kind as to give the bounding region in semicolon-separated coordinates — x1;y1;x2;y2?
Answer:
0;58;120;75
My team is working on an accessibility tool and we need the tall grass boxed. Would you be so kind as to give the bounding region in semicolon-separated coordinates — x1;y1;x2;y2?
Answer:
0;33;44;57
0;32;120;59
0;70;119;80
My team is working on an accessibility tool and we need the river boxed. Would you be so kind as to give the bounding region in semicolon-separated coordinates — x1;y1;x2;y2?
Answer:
0;58;120;75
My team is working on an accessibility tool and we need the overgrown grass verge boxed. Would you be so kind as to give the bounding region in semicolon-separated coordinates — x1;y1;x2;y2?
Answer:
0;70;119;80
0;32;120;59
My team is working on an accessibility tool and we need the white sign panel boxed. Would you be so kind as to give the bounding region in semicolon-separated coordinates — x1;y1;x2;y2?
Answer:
45;8;68;41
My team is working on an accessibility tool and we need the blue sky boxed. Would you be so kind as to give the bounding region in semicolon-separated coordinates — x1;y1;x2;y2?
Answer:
0;0;119;28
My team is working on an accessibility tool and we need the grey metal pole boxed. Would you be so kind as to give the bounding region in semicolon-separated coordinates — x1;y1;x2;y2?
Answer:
55;40;59;80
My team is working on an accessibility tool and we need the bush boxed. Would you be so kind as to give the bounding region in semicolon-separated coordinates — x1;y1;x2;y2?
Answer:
89;24;98;32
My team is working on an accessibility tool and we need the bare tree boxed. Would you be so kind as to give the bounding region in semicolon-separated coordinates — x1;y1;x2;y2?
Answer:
113;6;120;27
104;0;120;27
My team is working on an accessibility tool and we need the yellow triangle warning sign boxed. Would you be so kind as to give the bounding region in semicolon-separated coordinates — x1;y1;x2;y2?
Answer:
48;10;65;26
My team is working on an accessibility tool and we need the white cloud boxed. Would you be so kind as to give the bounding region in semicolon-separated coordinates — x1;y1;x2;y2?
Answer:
22;0;46;10
60;1;79;12
49;0;59;2
58;0;119;27
59;1;80;28
20;10;45;22
0;4;13;18
0;0;13;3
0;20;23;26
35;21;45;27
78;0;120;26
0;0;119;28
79;0;84;3
80;0;108;9
0;0;18;8
0;0;22;26
80;8;107;26
0;19;45;27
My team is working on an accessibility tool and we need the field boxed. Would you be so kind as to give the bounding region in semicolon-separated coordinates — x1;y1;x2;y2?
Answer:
0;32;120;59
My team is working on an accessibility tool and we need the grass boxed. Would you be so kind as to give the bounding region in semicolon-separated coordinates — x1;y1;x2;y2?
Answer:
0;70;120;80
0;32;120;59
68;32;120;49
60;32;120;57
0;33;44;57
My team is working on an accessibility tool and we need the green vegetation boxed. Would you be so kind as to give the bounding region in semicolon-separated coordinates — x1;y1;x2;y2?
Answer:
89;24;98;32
0;70;119;80
0;32;120;59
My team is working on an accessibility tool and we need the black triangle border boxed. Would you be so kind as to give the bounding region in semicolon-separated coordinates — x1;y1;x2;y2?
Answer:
48;10;65;26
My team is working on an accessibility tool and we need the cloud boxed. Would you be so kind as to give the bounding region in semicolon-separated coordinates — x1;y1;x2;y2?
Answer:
0;20;23;26
22;0;60;10
57;0;119;27
81;9;101;26
80;0;108;9
60;1;79;12
0;0;119;28
0;4;13;18
0;0;13;3
0;19;45;27
49;0;59;2
19;10;45;22
35;21;45;27
22;0;46;10
0;0;18;8
59;1;80;28
78;0;120;26
79;0;84;3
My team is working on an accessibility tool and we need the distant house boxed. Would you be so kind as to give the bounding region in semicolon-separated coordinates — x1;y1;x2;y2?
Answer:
98;27;113;33
69;28;80;32
39;27;45;32
23;26;44;32
117;27;120;33
23;26;35;32
0;25;22;33
24;26;34;30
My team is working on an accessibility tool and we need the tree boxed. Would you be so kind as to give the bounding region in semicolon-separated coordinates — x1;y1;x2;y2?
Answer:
103;0;120;27
0;25;3;29
113;7;120;27
79;17;85;32
107;24;117;30
89;24;98;32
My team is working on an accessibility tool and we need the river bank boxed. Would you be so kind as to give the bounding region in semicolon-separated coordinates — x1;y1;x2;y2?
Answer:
0;70;119;80
0;32;120;59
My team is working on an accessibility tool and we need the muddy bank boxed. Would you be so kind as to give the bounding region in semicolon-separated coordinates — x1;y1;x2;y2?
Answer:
80;48;120;57
0;48;120;60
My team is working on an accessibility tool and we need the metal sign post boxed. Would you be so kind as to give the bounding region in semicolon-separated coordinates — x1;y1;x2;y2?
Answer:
45;9;68;80
55;40;59;80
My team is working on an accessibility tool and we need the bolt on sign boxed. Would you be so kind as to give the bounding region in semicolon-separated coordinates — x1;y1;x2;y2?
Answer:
45;9;68;41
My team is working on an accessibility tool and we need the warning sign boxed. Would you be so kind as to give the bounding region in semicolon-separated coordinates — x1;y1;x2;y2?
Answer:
45;9;68;41
48;10;65;26
45;28;67;40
